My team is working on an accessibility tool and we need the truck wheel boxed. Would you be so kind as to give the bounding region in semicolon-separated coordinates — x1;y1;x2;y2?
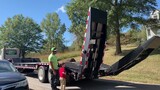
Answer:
38;66;48;83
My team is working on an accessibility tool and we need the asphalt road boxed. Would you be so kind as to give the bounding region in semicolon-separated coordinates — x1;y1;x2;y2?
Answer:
25;73;160;90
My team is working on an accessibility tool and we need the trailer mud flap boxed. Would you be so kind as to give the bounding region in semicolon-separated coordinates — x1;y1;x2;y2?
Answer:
106;36;160;76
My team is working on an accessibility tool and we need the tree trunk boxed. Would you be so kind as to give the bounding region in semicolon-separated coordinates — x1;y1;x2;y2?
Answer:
20;48;25;58
115;10;122;55
22;50;25;58
115;27;122;55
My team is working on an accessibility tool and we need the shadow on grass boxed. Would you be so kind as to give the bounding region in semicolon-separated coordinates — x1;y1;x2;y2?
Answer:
150;49;160;55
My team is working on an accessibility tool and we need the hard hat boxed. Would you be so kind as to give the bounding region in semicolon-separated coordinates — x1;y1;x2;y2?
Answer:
51;47;57;51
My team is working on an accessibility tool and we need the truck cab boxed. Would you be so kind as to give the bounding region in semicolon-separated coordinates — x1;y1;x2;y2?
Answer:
0;48;20;60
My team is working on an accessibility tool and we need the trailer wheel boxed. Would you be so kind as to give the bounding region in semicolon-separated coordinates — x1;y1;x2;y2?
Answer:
38;66;48;83
69;58;76;62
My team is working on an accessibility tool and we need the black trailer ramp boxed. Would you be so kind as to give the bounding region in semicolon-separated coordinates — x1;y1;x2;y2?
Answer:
65;7;107;80
107;36;160;76
84;7;107;79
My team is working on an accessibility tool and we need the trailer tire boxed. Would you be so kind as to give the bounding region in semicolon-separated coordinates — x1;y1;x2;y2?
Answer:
38;66;48;83
69;58;76;62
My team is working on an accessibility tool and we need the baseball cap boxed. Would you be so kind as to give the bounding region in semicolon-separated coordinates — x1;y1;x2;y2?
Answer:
51;47;57;51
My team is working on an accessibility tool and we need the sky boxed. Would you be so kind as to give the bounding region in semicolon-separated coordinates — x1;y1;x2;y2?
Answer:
0;0;72;46
0;0;160;46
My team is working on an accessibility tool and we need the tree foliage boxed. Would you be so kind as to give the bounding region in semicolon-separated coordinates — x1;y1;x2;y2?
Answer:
41;12;66;52
66;1;88;50
139;26;147;42
0;15;44;58
67;0;157;54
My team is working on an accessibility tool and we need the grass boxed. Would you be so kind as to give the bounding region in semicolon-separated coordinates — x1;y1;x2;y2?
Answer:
29;45;160;84
28;51;81;62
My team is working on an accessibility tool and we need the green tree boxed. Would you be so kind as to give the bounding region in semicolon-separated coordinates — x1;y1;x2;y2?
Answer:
139;26;147;43
67;0;157;54
66;1;88;50
125;28;140;44
0;15;44;58
57;24;66;52
41;12;66;52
